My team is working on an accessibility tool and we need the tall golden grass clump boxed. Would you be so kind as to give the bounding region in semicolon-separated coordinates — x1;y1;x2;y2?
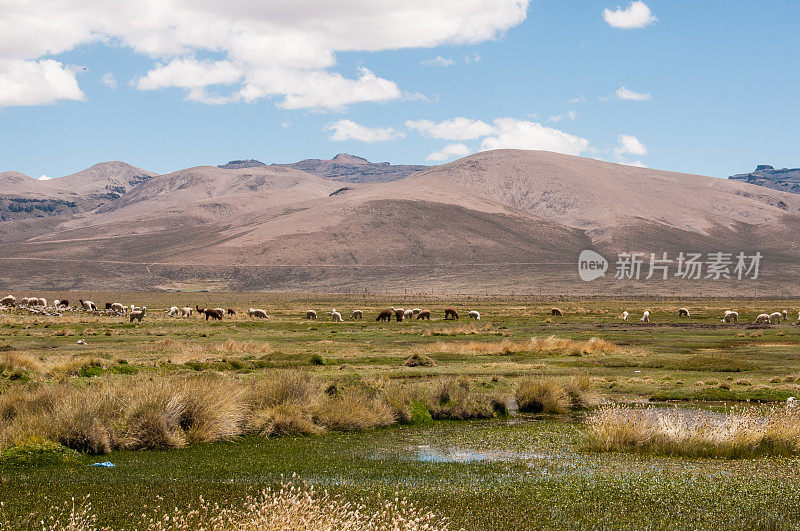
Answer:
423;336;617;357
423;378;500;420
584;404;800;458
515;375;596;414
0;482;449;530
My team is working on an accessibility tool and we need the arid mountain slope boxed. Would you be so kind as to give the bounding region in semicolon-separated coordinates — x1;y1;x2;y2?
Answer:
0;162;156;221
1;150;799;294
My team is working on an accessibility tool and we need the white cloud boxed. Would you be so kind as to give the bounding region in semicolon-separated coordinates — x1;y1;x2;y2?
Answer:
100;72;117;90
547;115;562;123
480;118;591;155
426;143;471;161
136;59;242;91
37;174;51;180
421;56;455;67
405;117;495;140
566;110;579;120
325;119;404;143
614;134;648;166
0;59;84;107
614;85;652;101
0;1;530;109
568;95;585;104
603;1;657;29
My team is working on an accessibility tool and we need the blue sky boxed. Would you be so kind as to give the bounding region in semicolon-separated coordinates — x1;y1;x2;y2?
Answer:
1;1;798;179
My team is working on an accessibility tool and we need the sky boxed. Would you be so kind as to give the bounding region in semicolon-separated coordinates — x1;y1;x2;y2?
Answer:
0;1;798;180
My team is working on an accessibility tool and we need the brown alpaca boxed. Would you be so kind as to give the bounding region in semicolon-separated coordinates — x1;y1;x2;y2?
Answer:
376;309;393;322
227;308;236;316
416;309;431;320
551;308;563;316
203;308;223;320
444;308;458;320
395;309;404;322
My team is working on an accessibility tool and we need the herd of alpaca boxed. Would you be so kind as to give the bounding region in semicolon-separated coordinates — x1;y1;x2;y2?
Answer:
1;294;798;327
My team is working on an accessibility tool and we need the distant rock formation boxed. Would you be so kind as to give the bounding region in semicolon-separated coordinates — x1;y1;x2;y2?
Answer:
277;153;428;183
730;165;800;195
218;159;267;169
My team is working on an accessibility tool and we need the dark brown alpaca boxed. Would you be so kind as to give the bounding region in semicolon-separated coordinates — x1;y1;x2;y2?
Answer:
105;302;113;309
59;299;68;307
203;308;223;320
395;309;404;322
376;309;393;322
416;309;431;320
227;308;236;315
444;308;458;320
551;307;563;316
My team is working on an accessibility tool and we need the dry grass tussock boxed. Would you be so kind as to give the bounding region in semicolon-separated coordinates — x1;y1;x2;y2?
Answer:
0;482;449;530
515;374;597;414
0;372;514;454
0;351;43;373
424;336;617;357
217;339;272;355
584;404;800;458
422;323;501;336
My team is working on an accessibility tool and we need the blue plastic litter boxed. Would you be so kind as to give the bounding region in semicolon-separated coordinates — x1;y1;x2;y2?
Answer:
89;461;115;468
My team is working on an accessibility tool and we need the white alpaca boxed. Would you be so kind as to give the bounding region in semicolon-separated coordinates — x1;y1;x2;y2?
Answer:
329;309;343;322
249;308;269;319
168;306;180;317
350;310;363;319
81;300;97;311
770;312;783;324
722;310;738;324
1;295;16;307
755;313;772;324
306;310;317;320
404;309;414;320
678;308;690;317
213;307;225;316
130;307;146;323
111;302;126;314
468;310;481;320
181;307;193;318
641;310;650;323
622;311;629;321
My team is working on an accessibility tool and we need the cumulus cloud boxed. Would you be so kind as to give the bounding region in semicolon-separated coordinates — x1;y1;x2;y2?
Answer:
405;117;495;140
603;1;657;29
325;120;404;143
614;85;652;101
405;116;591;157
421;56;456;67
0;59;84;107
421;52;480;67
100;72;117;90
426;143;471;161
568;95;586;104
480;118;590;155
0;1;530;109
614;134;648;166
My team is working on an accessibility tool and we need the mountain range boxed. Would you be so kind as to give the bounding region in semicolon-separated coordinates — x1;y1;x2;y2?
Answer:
729;165;800;195
1;151;799;295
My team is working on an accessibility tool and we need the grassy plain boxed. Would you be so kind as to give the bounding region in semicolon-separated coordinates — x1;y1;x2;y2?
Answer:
1;293;800;529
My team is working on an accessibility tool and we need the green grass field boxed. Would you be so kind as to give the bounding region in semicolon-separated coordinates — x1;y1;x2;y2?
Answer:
1;294;800;529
